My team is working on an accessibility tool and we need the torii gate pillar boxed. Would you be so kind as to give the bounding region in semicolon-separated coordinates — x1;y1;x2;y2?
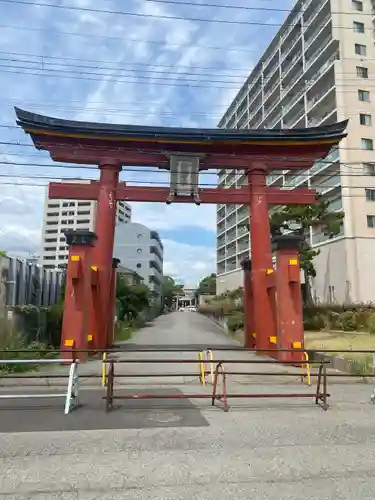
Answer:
93;161;121;349
247;166;277;351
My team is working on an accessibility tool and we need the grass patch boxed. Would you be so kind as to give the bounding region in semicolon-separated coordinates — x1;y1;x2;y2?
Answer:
115;323;135;342
305;330;375;374
0;327;58;375
114;316;147;342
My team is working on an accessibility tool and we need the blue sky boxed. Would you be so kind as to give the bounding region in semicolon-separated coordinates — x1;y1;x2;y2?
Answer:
0;0;294;286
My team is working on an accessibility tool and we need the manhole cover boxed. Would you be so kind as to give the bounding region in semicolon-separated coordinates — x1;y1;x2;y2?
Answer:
147;412;182;423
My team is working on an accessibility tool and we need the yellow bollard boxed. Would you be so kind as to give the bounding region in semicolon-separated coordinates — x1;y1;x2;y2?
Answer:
205;349;214;384
102;352;107;387
301;352;311;386
198;351;205;386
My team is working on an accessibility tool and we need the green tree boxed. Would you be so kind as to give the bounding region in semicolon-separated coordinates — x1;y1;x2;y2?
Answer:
269;195;344;304
116;276;150;321
0;250;7;257
197;273;217;295
162;276;184;308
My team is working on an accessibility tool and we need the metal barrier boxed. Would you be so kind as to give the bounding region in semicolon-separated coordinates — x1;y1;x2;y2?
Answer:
0;359;79;414
103;357;330;412
1;347;375;410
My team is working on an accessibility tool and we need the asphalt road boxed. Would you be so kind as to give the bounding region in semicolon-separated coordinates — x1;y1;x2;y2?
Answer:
1;312;375;499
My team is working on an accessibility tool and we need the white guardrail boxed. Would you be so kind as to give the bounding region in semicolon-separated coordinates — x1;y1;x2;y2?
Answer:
0;359;79;414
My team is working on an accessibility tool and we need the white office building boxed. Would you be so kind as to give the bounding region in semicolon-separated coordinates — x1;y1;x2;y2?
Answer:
41;180;131;269
217;0;375;303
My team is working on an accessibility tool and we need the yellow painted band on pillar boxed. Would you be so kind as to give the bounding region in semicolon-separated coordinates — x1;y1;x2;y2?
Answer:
269;336;277;344
71;255;80;261
266;269;274;274
289;259;298;265
91;265;98;271
101;353;107;387
87;334;93;341
252;332;256;338
64;339;74;347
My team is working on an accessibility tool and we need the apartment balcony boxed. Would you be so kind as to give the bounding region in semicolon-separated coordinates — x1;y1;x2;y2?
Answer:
149;268;162;284
237;207;248;222
226;243;237;258
306;85;335;114
263;53;279;82
263;79;280;104
238;238;250;253
217;231;226;245
226;217;238;234
226;230;237;246
247;82;262;109
150;245;163;261
281;16;301;48
217;222;225;236
307;108;336;128
284;170;309;189
217;250;226;263
267;173;284;186
327;195;343;212
305;16;331;55
281;50;303;81
226;259;238;272
304;0;329;36
281;33;302;63
315;174;341;196
310;148;340;177
217;263;226;275
305;40;338;75
284;110;305;129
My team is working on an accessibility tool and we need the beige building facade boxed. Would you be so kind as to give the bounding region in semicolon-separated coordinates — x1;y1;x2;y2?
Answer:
217;0;375;303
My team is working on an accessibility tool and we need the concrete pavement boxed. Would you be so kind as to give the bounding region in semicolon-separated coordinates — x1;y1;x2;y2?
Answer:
1;312;375;499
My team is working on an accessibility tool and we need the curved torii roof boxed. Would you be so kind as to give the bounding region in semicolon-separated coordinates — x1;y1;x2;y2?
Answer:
14;107;348;163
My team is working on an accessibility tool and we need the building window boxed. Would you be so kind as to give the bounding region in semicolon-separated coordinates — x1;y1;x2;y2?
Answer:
63;202;75;207
355;43;367;56
352;0;363;11
360;113;372;126
137;248;142;254
366;189;375;201
358;89;370;102
136;263;142;268
353;21;365;33
364;163;375;175
356;66;368;78
367;215;375;227
361;138;373;150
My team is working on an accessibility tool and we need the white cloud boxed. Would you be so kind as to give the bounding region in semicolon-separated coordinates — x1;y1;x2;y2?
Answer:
162;239;216;287
0;0;295;284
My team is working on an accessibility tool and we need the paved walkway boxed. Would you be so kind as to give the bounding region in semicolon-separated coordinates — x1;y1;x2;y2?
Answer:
0;312;375;499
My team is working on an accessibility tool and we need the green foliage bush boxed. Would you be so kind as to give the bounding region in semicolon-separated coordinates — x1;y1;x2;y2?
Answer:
201;288;375;334
226;312;244;333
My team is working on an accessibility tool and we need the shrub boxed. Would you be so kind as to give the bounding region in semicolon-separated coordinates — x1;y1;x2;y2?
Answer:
337;311;358;331
367;313;375;334
226;312;244;333
303;314;325;331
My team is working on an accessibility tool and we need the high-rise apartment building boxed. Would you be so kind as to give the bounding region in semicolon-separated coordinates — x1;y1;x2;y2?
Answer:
114;222;164;303
217;0;375;303
41;180;131;269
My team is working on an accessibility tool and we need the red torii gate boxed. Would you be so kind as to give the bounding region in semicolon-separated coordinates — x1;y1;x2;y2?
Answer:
14;108;347;360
